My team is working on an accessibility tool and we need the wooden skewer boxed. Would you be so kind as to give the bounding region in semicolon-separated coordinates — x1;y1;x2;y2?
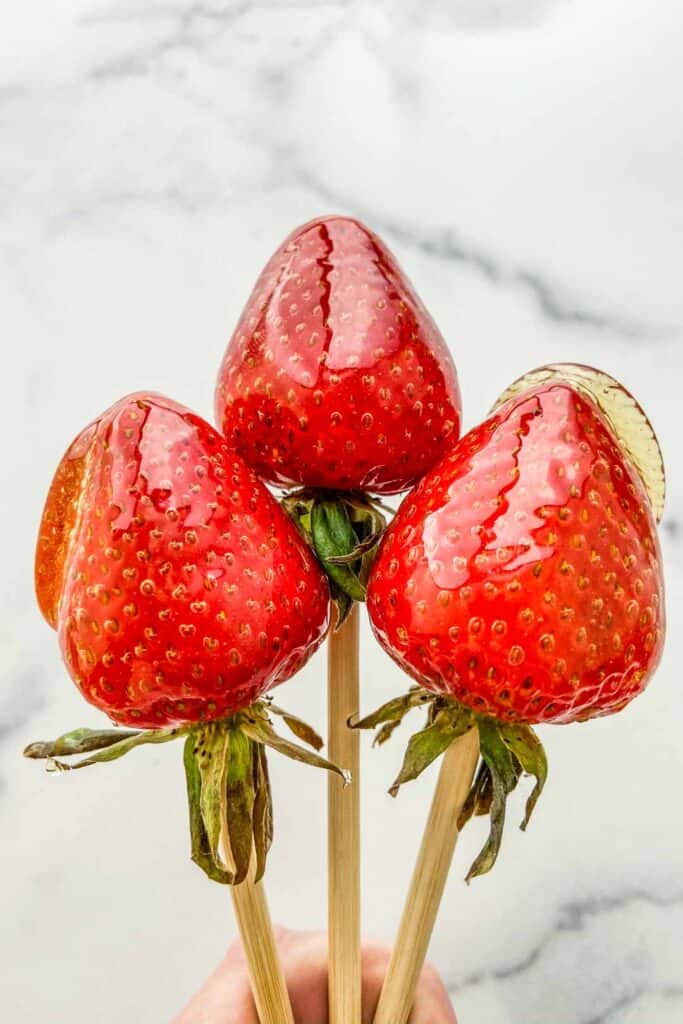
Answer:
229;852;295;1024
373;727;481;1024
328;603;362;1024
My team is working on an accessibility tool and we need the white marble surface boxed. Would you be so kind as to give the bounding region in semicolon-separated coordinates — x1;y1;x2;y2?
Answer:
1;2;682;1021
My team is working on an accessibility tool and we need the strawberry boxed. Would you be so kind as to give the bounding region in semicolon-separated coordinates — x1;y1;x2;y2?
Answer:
215;215;461;496
357;364;665;876
29;393;344;884
35;392;330;728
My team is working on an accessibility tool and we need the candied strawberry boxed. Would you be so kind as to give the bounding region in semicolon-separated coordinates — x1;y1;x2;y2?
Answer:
35;392;331;729
215;215;461;495
368;370;665;724
357;365;666;879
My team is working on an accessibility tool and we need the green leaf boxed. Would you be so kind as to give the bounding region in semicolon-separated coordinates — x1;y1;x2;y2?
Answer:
465;718;521;881
332;590;354;630
196;725;231;871
268;704;324;751
345;498;388;535
280;491;315;541
350;689;432;737
225;726;255;884
183;736;232;885
325;528;384;565
28;725;186;771
457;760;491;831
311;501;366;602
388;709;471;797
283;490;388;598
373;718;408;747
241;714;351;786
322;499;359;550
474;767;494;818
23;727;140;760
252;743;273;883
499;723;547;830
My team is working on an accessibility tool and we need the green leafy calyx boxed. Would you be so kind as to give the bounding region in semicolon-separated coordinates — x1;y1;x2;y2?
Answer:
281;489;388;625
352;689;547;881
24;700;348;885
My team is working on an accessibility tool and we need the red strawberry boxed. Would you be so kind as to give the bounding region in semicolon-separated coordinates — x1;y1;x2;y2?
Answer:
358;365;665;877
368;365;665;724
30;392;343;885
215;216;461;495
35;392;331;729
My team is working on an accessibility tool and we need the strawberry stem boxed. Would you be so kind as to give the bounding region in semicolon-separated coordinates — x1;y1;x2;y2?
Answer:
24;700;347;884
351;689;548;880
281;488;389;625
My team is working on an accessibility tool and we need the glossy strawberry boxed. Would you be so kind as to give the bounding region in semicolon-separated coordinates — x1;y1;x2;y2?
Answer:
35;392;331;729
215;215;461;495
368;366;665;725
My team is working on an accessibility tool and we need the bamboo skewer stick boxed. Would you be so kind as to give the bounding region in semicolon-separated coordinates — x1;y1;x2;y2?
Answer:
373;727;481;1024
328;603;362;1024
229;851;296;1024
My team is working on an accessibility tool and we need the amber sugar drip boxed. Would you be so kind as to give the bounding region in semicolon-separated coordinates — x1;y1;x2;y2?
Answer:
35;419;99;627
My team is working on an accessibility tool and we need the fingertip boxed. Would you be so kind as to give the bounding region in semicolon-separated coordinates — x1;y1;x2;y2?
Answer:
359;943;391;1023
224;936;247;966
279;930;329;1021
412;962;458;1024
173;953;256;1024
419;959;443;992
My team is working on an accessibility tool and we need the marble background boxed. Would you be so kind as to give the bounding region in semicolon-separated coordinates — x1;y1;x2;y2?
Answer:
1;1;682;1021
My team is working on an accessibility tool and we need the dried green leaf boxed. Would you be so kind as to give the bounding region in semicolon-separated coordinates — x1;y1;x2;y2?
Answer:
196;725;231;870
332;590;354;629
30;725;185;771
268;704;324;751
457;760;491;831
241;715;351;786
280;491;316;548
388;710;466;797
350;689;432;734
225;726;255;884
499;723;547;830
373;718;406;747
465;718;520;881
474;767;494;818
357;690;548;885
345;497;389;530
252;744;273;883
23;727;139;760
183;736;233;885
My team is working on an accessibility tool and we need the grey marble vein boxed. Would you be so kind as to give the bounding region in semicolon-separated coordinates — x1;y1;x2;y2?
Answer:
397;0;564;32
13;2;668;344
447;890;683;1023
585;984;683;1024
583;986;649;1024
661;519;680;540
293;166;666;340
82;0;350;78
454;889;683;990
